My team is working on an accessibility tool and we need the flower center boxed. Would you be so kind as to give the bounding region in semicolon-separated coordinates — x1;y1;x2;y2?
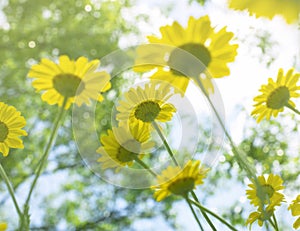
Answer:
266;86;290;109
117;140;140;163
53;73;85;97
0;121;8;142
257;184;275;204
262;184;274;198
134;101;161;122
168;43;211;77
168;177;195;196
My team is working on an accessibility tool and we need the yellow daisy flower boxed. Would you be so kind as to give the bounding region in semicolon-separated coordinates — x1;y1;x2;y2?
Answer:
116;83;176;131
0;102;27;157
289;195;300;229
135;16;238;95
0;222;7;231
228;0;300;24
246;174;285;210
28;55;111;109
252;68;300;123
151;160;208;201
246;208;274;229
97;125;154;171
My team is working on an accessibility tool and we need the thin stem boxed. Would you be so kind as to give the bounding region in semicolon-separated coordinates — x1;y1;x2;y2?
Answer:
133;156;157;177
152;121;179;166
185;197;204;231
265;220;271;231
188;199;238;231
190;191;216;231
272;214;279;231
24;98;68;207
268;218;277;231
285;103;300;115
195;77;256;178
0;164;22;217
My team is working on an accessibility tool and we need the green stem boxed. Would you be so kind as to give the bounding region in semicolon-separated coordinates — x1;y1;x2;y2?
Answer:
0;164;22;218
265;220;270;231
195;77;256;178
272;214;279;231
133;156;157;177
24;98;68;208
152;121;179;166
285;103;300;115
191;191;216;231
188;198;238;231
268;218;277;231
185;197;204;231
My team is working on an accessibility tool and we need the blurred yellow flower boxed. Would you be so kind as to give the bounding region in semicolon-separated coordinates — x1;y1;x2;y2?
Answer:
0;102;27;157
252;68;300;123
246;174;285;210
228;0;300;24
289;195;300;229
151;160;208;201
135;16;238;95
28;55;111;109
97;125;154;172
0;222;7;231
116;83;176;133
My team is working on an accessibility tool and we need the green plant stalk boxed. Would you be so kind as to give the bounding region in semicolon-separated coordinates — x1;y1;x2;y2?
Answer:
195;77;256;179
271;214;279;231
194;78;276;228
195;77;265;206
0;164;22;218
286;103;300;115
152;121;179;166
268;218;277;231
185;197;204;231
273;213;279;230
191;191;217;231
22;97;68;228
151;120;215;229
133;156;157;177
138;159;208;231
188;198;238;231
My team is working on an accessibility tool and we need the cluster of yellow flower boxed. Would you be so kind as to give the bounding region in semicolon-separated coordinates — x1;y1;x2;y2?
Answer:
246;174;300;230
95;15;238;203
0;1;299;229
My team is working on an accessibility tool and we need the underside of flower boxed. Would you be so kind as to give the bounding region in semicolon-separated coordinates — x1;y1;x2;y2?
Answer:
0;122;8;142
168;43;211;76
266;86;290;109
134;101;161;122
116;140;140;163
258;184;275;204
168;177;195;196
53;73;85;98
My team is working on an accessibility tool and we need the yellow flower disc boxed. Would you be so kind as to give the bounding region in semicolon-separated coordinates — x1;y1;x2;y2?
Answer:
97;126;154;172
151;160;208;201
252;68;300;123
28;55;111;109
116;83;176;134
135;15;238;95
0;102;27;157
246;174;285;210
